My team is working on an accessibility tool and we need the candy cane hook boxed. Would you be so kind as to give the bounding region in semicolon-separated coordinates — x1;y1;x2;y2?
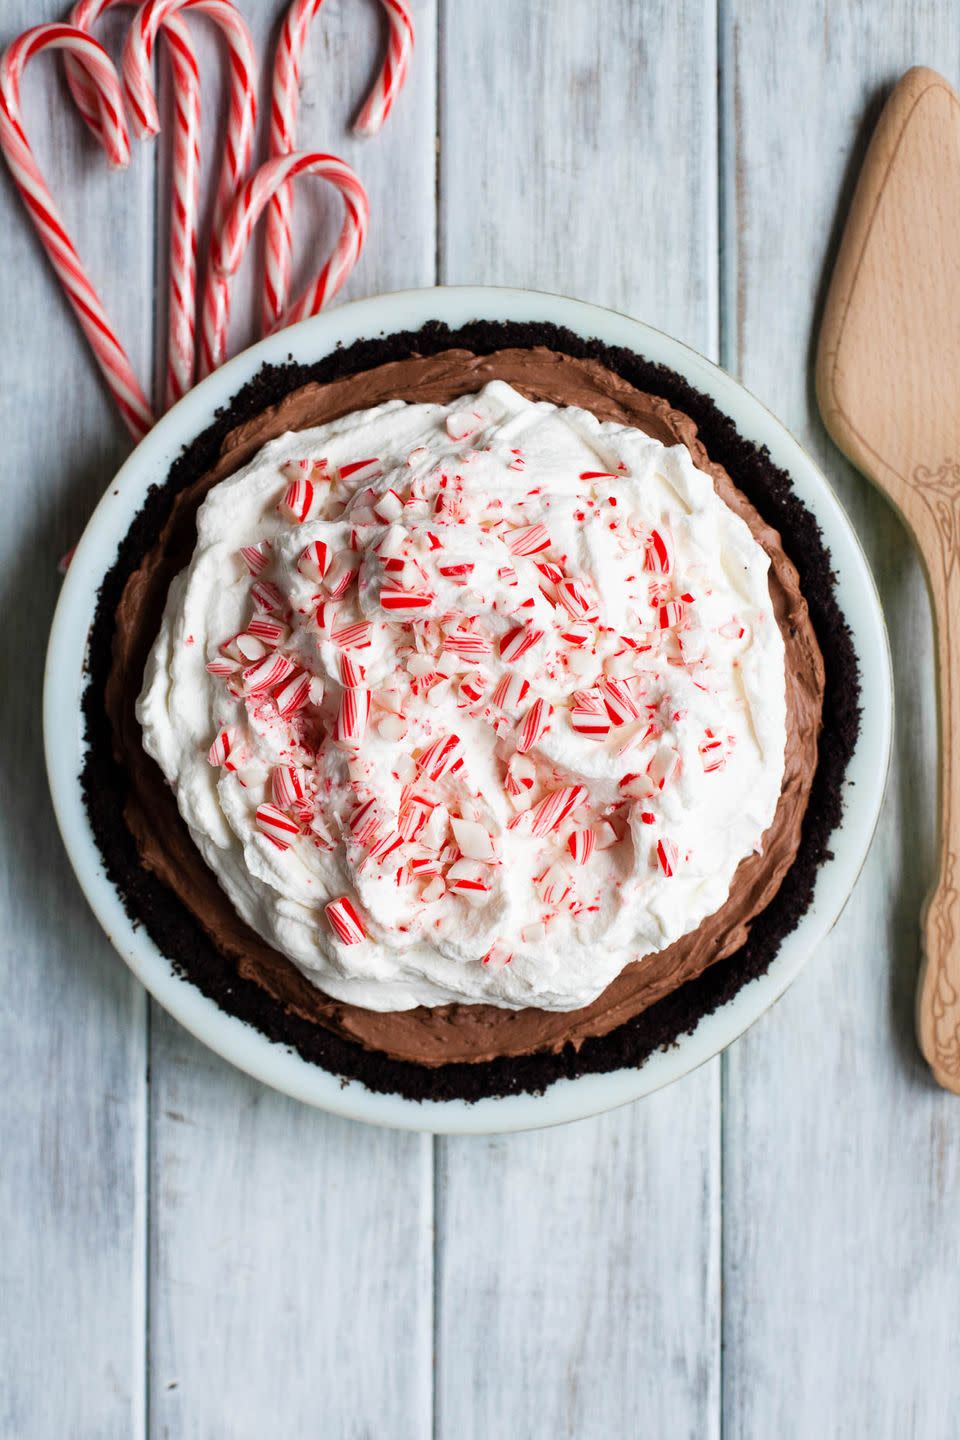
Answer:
262;0;413;334
354;0;414;137
0;24;153;439
212;150;368;365
65;0;202;407
122;0;258;379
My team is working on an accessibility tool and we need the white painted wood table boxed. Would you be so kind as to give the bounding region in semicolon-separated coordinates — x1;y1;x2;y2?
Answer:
2;2;959;1435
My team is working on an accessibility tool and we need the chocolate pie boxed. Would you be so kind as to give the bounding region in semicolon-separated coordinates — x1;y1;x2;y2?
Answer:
83;320;859;1102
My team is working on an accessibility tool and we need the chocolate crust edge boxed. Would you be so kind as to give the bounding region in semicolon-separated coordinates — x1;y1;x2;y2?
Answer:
80;318;861;1104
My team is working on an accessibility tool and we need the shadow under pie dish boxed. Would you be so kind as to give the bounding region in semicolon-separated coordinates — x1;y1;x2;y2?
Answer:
54;298;880;1117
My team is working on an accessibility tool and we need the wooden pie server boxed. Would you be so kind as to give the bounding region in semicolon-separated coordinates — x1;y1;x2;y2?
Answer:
816;66;960;1092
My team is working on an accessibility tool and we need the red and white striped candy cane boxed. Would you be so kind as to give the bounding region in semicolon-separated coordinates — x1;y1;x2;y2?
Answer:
65;0;201;407
355;0;413;136
211;150;368;367
122;0;257;379
0;25;153;439
263;0;413;334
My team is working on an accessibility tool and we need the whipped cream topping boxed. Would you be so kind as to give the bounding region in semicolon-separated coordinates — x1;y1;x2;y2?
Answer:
137;381;787;1012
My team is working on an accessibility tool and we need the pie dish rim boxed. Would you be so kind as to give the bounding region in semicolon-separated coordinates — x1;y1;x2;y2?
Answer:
44;285;893;1134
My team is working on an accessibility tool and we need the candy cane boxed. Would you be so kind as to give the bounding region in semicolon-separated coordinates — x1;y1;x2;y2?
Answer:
211;150;368;368
0;25;153;439
354;0;413;136
122;0;257;379
65;0;201;406
262;0;413;333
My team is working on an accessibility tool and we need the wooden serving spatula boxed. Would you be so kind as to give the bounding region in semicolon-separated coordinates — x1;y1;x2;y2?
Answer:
816;66;960;1092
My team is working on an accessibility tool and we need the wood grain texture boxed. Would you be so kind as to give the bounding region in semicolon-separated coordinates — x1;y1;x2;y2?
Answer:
3;2;960;1436
436;5;721;1437
721;4;960;1435
815;66;960;1091
149;1029;433;1440
147;5;438;1439
0;8;151;1437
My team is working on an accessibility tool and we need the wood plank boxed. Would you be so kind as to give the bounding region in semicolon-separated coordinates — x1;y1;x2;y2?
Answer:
436;4;720;1437
0;8;152;1436
148;5;438;1437
720;3;960;1435
150;1029;434;1438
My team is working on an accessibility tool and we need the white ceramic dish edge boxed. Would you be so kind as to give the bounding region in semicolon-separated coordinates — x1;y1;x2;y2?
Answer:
44;286;893;1134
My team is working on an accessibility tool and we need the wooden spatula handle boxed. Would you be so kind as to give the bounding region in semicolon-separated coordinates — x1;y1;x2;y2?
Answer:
916;477;960;1090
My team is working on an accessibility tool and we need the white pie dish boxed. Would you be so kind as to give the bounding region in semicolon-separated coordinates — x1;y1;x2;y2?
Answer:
44;285;892;1134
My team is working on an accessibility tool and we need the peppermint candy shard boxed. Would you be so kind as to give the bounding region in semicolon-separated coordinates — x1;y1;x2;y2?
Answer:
207;728;235;768
417;733;463;782
504;752;536;797
325;895;367;944
378;712;409;741
482;939;512;971
444;627;493;658
240;541;272;575
332;620;373;652
505;523;551;556
619;771;656;800
450;817;496;863
647;744;679;791
338;457;382;485
349;797;383;847
491;673;530;713
438;560;474;582
298;541;331;581
529;785;588;837
280;458;328;483
699;730;726;772
643;529;671;575
255;803;300;850
446;860;491;897
234;632;268;663
534;560;564;584
556;578;598;621
275;669;311;718
656;599;685;630
272;765;305;809
656;838;679;877
281;477;315;523
398;796;433;842
242;653;296;695
598;677;641;725
250;579;285;614
380;587;436;612
458;672;486;705
516;698;553;754
571;703;611;738
537;861;571;906
445;411;482;442
409;855;443;878
246;617;287;645
499;625;544;663
335;687;370;747
421;874;447;904
567;828;596;865
324;554;359;600
338;652;366;687
373;489;404;523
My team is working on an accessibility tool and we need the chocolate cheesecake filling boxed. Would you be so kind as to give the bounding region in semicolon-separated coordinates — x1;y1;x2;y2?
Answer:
105;346;825;1067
